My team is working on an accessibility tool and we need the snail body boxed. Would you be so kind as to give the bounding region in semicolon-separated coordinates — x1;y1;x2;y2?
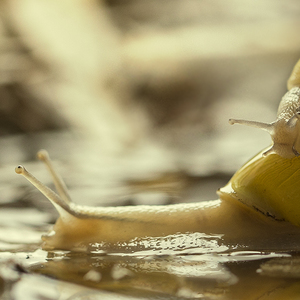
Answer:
15;60;300;252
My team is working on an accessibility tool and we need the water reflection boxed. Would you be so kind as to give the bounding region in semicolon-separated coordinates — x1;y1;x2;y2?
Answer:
30;250;236;299
23;249;300;300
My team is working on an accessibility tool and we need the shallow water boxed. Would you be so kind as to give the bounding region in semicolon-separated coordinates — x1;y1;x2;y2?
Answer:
1;240;300;299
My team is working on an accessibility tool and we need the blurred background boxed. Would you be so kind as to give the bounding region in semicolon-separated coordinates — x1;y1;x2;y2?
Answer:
0;0;300;210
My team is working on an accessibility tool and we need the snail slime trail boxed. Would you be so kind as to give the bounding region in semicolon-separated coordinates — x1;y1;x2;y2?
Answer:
15;59;300;253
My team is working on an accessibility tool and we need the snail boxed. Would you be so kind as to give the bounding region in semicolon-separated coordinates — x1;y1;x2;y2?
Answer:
15;59;300;253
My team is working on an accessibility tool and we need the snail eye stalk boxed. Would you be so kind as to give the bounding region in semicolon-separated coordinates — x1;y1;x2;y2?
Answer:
36;150;72;204
15;165;68;212
229;119;274;133
15;151;76;219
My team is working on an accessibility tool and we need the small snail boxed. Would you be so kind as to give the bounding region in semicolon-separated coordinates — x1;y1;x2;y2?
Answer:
15;60;300;252
223;59;300;226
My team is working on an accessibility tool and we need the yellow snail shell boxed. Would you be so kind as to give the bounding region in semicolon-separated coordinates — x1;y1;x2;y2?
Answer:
218;150;300;226
15;59;300;252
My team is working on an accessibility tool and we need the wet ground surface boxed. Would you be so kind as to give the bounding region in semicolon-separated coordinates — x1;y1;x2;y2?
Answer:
1;1;300;298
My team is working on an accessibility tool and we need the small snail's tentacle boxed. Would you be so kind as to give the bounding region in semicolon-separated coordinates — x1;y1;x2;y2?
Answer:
286;112;300;127
15;165;74;218
292;146;300;156
37;149;72;204
228;119;274;133
261;147;274;157
287;59;300;90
